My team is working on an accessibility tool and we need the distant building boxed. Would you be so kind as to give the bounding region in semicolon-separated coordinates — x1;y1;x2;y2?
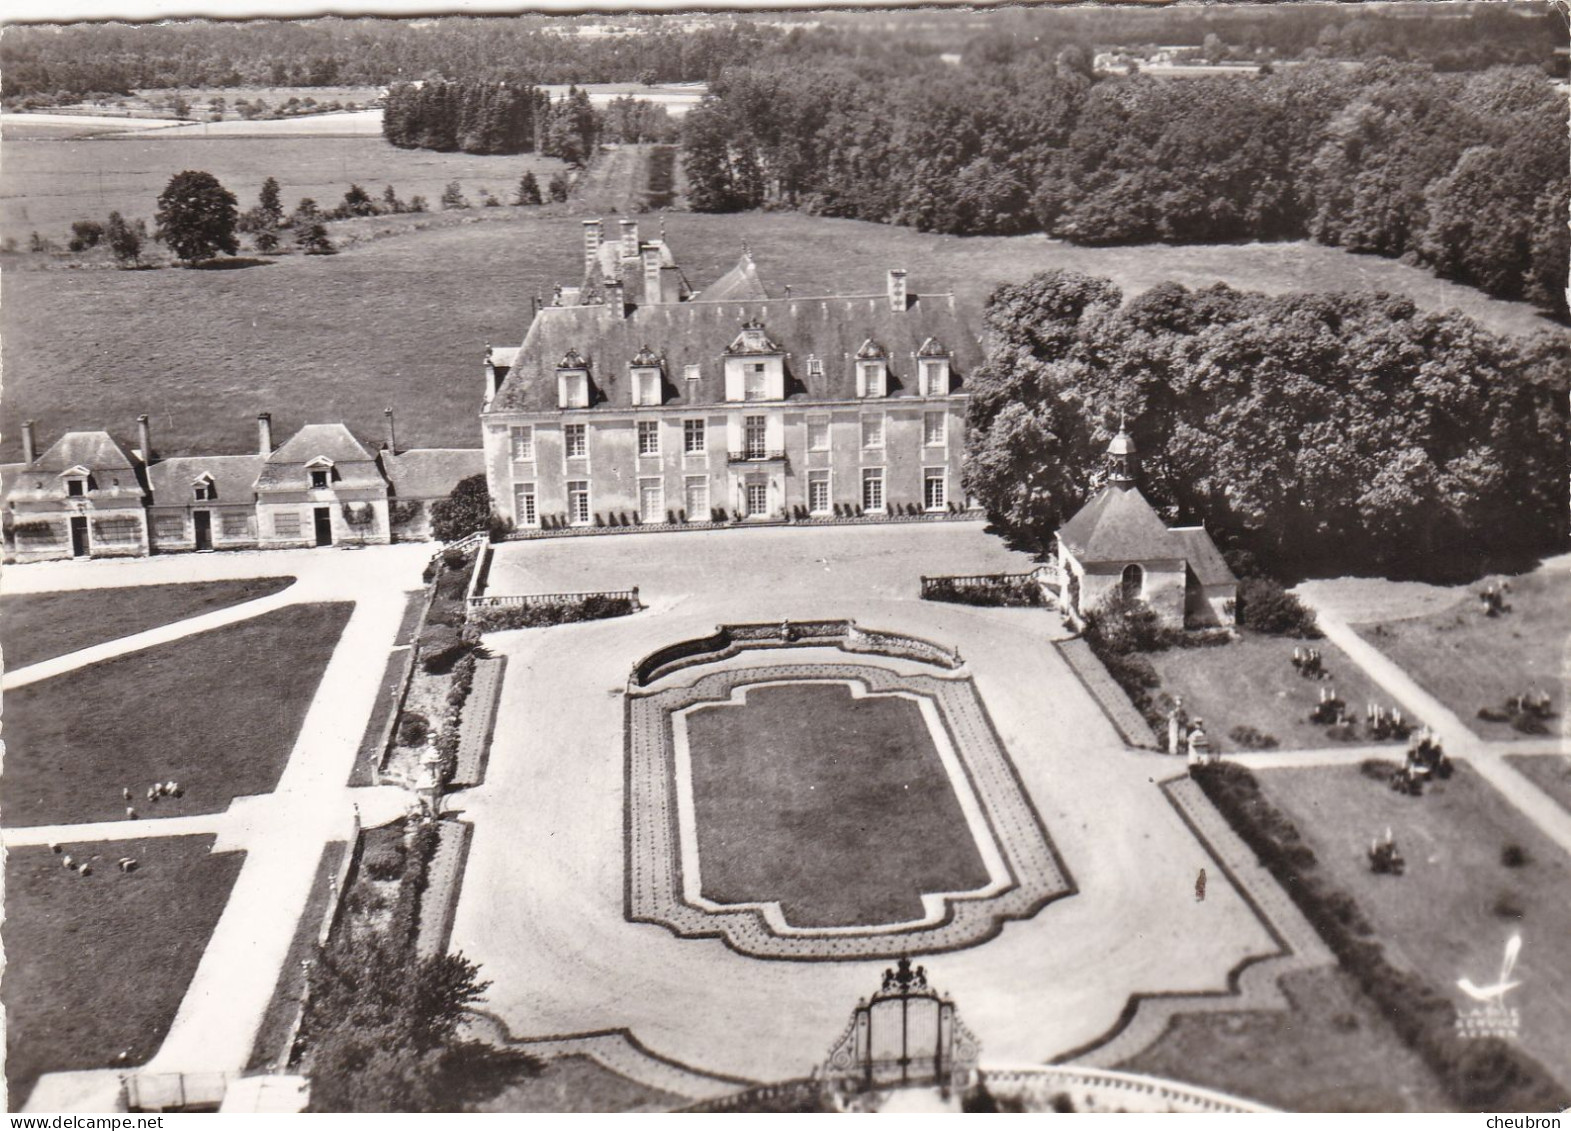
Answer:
480;218;981;530
1054;425;1236;629
3;411;481;562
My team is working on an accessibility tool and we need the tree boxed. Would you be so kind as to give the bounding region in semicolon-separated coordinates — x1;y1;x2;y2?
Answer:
253;224;280;254
67;219;104;251
546;171;569;203
440;180;469;210
154;170;240;265
381;184;404;213
295;221;334;255
258;176;284;225
513;171;542;206
430;474;495;542
341;183;377;217
104;211;143;266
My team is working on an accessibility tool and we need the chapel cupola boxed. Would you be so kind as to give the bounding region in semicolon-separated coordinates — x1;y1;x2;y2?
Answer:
1107;418;1138;488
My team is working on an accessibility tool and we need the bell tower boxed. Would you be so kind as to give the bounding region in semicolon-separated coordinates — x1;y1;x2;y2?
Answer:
1107;414;1138;488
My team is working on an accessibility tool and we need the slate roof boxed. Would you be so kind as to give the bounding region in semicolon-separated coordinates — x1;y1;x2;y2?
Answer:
1057;485;1183;563
28;431;135;474
698;253;768;303
490;291;981;414
147;455;266;506
1171;526;1238;586
256;423;385;491
383;448;486;500
5;432;143;503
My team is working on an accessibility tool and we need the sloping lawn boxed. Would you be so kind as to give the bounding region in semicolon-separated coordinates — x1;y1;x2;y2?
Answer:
1352;567;1571;742
1507;755;1571;815
1147;631;1404;752
3;836;245;1109
0;576;295;670
1254;763;1571;1094
1118;965;1451;1112
3;602;351;827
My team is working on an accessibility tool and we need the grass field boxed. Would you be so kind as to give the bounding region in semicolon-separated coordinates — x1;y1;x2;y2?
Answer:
683;680;989;927
1147;631;1404;752
1118;965;1451;1112
2;202;1558;463
1507;755;1571;815
473;1054;681;1114
3;602;352;827
0;133;566;238
0;576;295;670
1255;763;1571;1092
2;835;245;1108
1352;566;1571;742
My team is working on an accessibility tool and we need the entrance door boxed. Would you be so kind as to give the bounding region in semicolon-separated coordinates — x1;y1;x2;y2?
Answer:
745;480;768;518
193;510;213;551
313;506;333;546
69;515;89;557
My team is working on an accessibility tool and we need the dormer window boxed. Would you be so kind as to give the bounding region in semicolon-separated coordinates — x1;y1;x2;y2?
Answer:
311;469;329;490
917;339;951;396
856;340;888;398
630;347;664;407
66;478;86;497
722;320;785;402
557;348;592;409
807;356;824;378
744;363;768;401
193;474;216;501
305;456;335;490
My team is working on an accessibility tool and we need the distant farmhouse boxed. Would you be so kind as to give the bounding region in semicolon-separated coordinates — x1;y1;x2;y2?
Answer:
480;218;980;530
2;413;480;563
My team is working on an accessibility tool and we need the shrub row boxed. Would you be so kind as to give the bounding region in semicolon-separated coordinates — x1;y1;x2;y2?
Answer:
470;593;637;632
1233;577;1322;638
1193;762;1568;1113
923;575;1043;608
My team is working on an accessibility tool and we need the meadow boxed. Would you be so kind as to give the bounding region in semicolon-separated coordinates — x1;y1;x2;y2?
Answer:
0;133;565;237
2;203;1559;464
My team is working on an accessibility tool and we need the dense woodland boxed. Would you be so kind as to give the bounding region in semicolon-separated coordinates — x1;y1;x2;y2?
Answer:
1;4;1557;99
964;271;1570;581
683;58;1570;315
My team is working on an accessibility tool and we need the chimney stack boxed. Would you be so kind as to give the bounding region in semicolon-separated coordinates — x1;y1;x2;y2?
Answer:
888;269;908;313
21;419;36;465
643;247;663;306
607;279;626;316
384;407;397;455
583;219;602;272
621;219;640;261
257;412;273;455
137;414;152;465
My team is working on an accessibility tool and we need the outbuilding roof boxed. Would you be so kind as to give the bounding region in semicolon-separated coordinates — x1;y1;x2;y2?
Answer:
1057;485;1180;563
28;431;135;474
383;448;485;500
1171;526;1238;586
147;455;266;506
257;423;385;491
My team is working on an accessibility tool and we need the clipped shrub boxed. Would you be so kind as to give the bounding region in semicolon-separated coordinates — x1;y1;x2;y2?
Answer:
1235;577;1321;637
397;711;430;747
1228;724;1279;750
1501;843;1530;868
361;835;406;881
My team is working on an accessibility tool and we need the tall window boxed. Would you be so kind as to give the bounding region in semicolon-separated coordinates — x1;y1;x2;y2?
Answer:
514;482;538;527
567;480;591;525
685;475;709;520
807;415;830;452
637;420;660;457
920;359;949;396
861;467;885;512
564;424;587;459
558;372;590;409
861;415;884;449
923;411;947;447
510;425;534;461
808;470;831;515
744;362;768;401
639;477;664;523
924;468;946;510
683;418;706;455
744;415;767;459
1121;563;1145;601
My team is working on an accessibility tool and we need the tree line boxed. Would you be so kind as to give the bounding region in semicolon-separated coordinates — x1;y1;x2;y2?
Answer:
963;270;1569;582
683;57;1569;316
382;81;605;163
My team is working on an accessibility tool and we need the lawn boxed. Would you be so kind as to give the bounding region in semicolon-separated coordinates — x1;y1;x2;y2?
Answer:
1507;755;1571;815
472;1054;681;1114
3;602;352;827
0;575;295;670
0;133;566;239
2;835;245;1109
1118;966;1451;1112
1;206;1558;463
1254;763;1571;1094
1352;566;1571;742
1146;631;1406;752
682;680;989;927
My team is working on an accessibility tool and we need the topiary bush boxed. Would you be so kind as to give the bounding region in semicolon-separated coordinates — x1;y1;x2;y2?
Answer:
1235;577;1321;637
397;711;430;748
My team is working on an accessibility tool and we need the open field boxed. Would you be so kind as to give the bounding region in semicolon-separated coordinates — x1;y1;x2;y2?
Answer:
125;111;384;139
1352;566;1571;742
2;836;245;1108
1146;631;1404;752
1255;763;1571;1092
1118;965;1451;1112
0;133;566;238
0;576;295;670
3;206;1559;463
1508;756;1571;815
3;602;352;827
684;680;988;927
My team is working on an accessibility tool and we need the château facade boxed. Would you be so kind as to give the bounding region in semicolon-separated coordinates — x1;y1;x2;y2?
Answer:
480;219;981;530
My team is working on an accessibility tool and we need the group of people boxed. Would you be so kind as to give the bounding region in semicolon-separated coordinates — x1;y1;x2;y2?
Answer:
1479;580;1512;617
48;844;137;876
1508;688;1554;719
1364;701;1413;741
1391;728;1451;794
121;780;183;821
1291;646;1328;680
1368;827;1406;875
1309;685;1347;726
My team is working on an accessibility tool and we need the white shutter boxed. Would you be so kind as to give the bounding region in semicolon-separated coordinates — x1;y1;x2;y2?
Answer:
855;362;867;399
765;414;784;451
724;361;743;402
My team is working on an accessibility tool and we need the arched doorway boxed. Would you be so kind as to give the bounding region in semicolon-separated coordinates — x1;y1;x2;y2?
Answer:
1121;563;1144;602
